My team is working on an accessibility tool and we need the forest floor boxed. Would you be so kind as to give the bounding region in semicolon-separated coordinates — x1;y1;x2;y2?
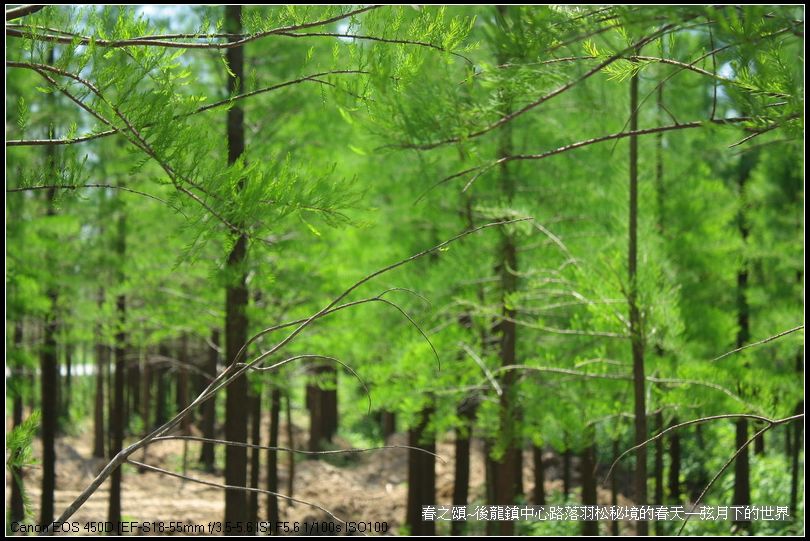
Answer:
10;418;633;536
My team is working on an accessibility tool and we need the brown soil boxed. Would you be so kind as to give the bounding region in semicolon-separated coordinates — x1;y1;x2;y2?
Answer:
8;421;632;536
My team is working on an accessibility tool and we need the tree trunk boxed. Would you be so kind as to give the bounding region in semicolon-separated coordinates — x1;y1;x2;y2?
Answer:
108;197;127;533
308;363;338;452
267;387;281;524
200;329;220;471
789;400;803;517
286;391;295;501
39;181;59;528
532;445;546;505
451;400;475;536
563;448;572;499
732;153;755;534
381;411;396;441
581;443;598;535
177;334;190;433
248;390;262;526
94;290;108;458
489;13;520;531
223;5;249;528
628;56;648;536
484;441;496;536
154;344;169;429
611;439;620;536
127;348;141;434
11;320;26;523
668;418;681;504
653;412;664;535
405;407;435;536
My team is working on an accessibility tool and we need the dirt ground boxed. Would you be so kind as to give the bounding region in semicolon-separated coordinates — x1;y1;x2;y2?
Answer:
8;420;628;536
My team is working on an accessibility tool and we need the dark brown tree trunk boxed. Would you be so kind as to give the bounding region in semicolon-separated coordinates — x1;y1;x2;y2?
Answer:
732;153;755;534
405;407;435;536
489;18;520;530
532;445;546;505
514;438;524;501
177;334;190;433
285;391;295;501
223;5;249;528
563;448;572;498
93;289;107;459
667;418;681;504
307;363;338;452
451;401;475;536
127;348;140;434
484;442;496;536
39;184;59;528
628;58;648;536
654;412;664;535
611;439;620;536
154;345;169;429
200;329;220;471
381;410;396;441
581;443;598;536
267;387;281;524
108;198;127;534
11;320;26;523
248;390;262;526
789;400;803;517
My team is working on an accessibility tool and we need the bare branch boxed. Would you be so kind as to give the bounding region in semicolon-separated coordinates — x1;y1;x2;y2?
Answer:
5;4;45;21
6;183;179;211
461;342;502;396
709;325;804;363
127;460;347;524
151;435;447;463
241;354;372;414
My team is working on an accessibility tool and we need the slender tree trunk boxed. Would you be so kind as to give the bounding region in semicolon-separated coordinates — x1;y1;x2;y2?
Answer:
11;320;26;523
611;439;620;536
489;12;520;532
285;391;295;501
248;390;262;526
154;344;169;429
562;448;572;499
39;145;59;528
451;401;475;536
628;57;649;536
223;5;249;527
732;153;755;534
108;196;127;534
405;407;435;536
267;387;281;524
200;329;220;471
789;399;803;517
94;289;107;459
668;418;681;504
484;441;496;536
581;442;598;536
532;445;546;505
127;348;141;434
177;334;190;433
653;412;664;535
